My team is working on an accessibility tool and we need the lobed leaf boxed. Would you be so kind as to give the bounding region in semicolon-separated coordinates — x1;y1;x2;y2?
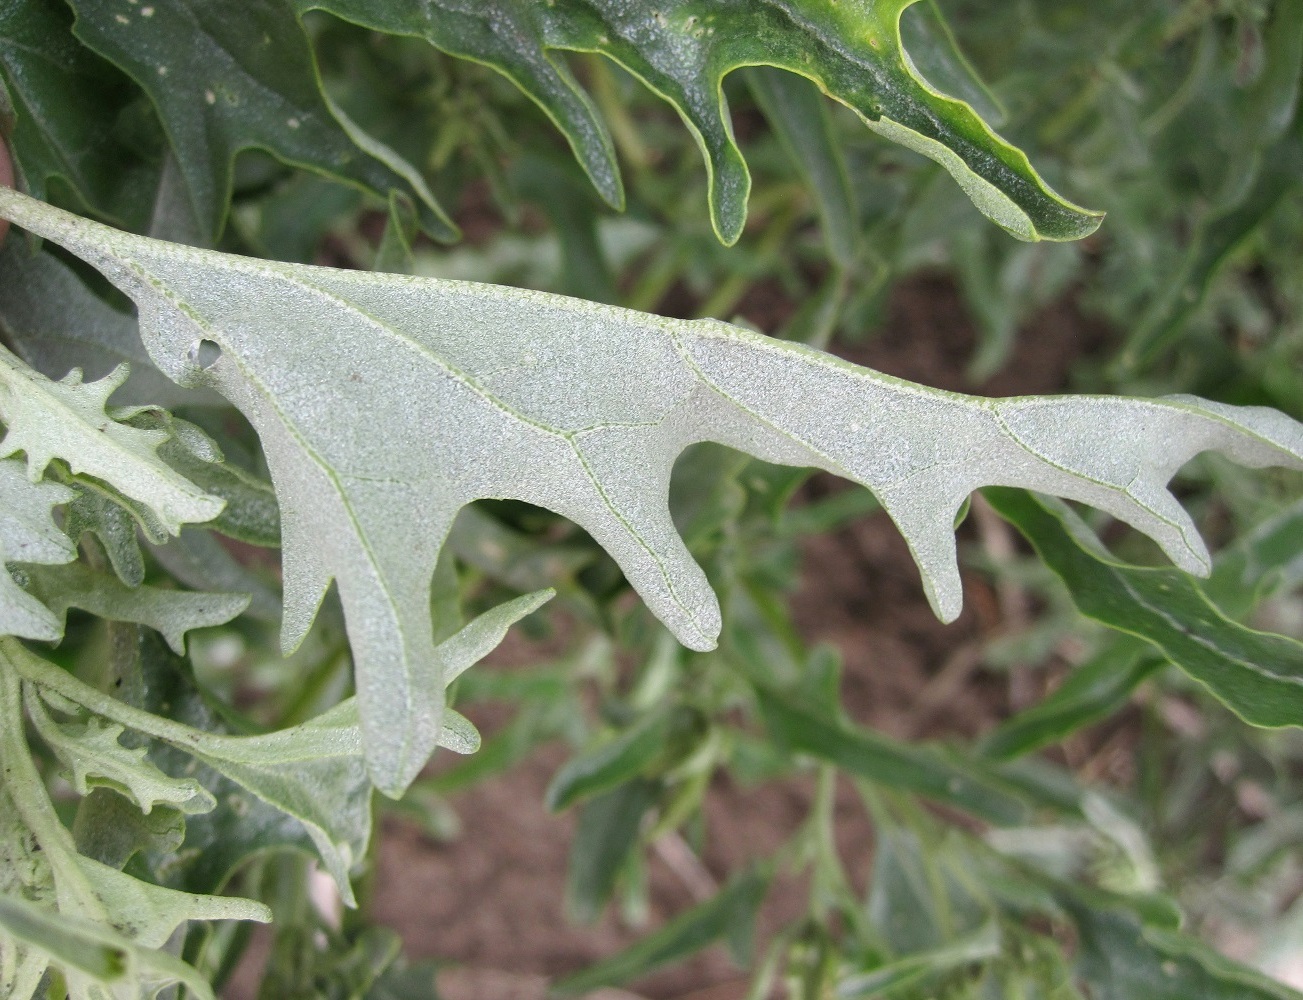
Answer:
2;190;1299;795
0;661;269;1000
64;0;455;243
0;344;225;535
27;690;215;815
23;562;249;653
0;0;155;225
0;456;75;640
0;243;211;410
303;0;1102;244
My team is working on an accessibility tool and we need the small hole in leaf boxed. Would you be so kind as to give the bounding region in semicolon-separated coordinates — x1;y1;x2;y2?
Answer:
189;339;222;370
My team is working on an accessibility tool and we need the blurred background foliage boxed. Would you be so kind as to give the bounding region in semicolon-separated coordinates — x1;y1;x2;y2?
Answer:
3;0;1303;997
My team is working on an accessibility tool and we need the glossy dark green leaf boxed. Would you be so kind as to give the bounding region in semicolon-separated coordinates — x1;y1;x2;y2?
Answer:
985;488;1303;730
0;0;154;224
755;687;1034;824
66;0;454;242
566;777;660;924
746;66;861;267
898;0;1004;124
305;0;1102;245
552;866;770;995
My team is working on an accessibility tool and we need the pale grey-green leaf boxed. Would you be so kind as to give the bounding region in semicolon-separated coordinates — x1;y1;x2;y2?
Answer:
0;343;224;534
0;242;217;408
27;691;215;815
0;661;268;1000
0;456;75;640
1;190;1298;795
25;562;249;654
6;637;370;907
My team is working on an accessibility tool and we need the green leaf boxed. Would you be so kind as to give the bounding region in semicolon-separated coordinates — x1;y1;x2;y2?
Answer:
6;637;371;906
553;866;771;995
0;661;270;1000
27;689;215;815
0;456;75;640
566;777;660;924
0;0;155;224
4;191;1300;795
0;243;212;410
546;706;678;812
303;0;1101;245
986;488;1303;730
149;526;282;624
25;562;249;654
1065;893;1303;1000
0;345;225;535
981;640;1160;761
838;921;1001;998
984;499;1303;759
0;893;129;987
746;66;861;267
65;0;455;243
1117;130;1303;373
63;481;146;586
756;687;1039;825
897;0;1005;125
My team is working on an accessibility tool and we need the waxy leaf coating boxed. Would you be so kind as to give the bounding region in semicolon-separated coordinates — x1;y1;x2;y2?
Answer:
1;188;1298;796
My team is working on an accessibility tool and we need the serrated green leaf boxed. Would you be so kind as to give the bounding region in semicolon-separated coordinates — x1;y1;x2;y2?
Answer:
553;866;771;995
0;456;75;640
65;0;454;243
3;192;1300;796
303;0;1101;245
24;562;249;654
0;345;225;535
986;488;1303;730
133;409;281;547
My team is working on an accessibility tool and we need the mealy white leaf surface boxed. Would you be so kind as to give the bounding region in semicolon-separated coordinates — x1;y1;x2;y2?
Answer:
0;456;75;639
0;342;224;534
0;661;268;1000
1;189;1299;794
